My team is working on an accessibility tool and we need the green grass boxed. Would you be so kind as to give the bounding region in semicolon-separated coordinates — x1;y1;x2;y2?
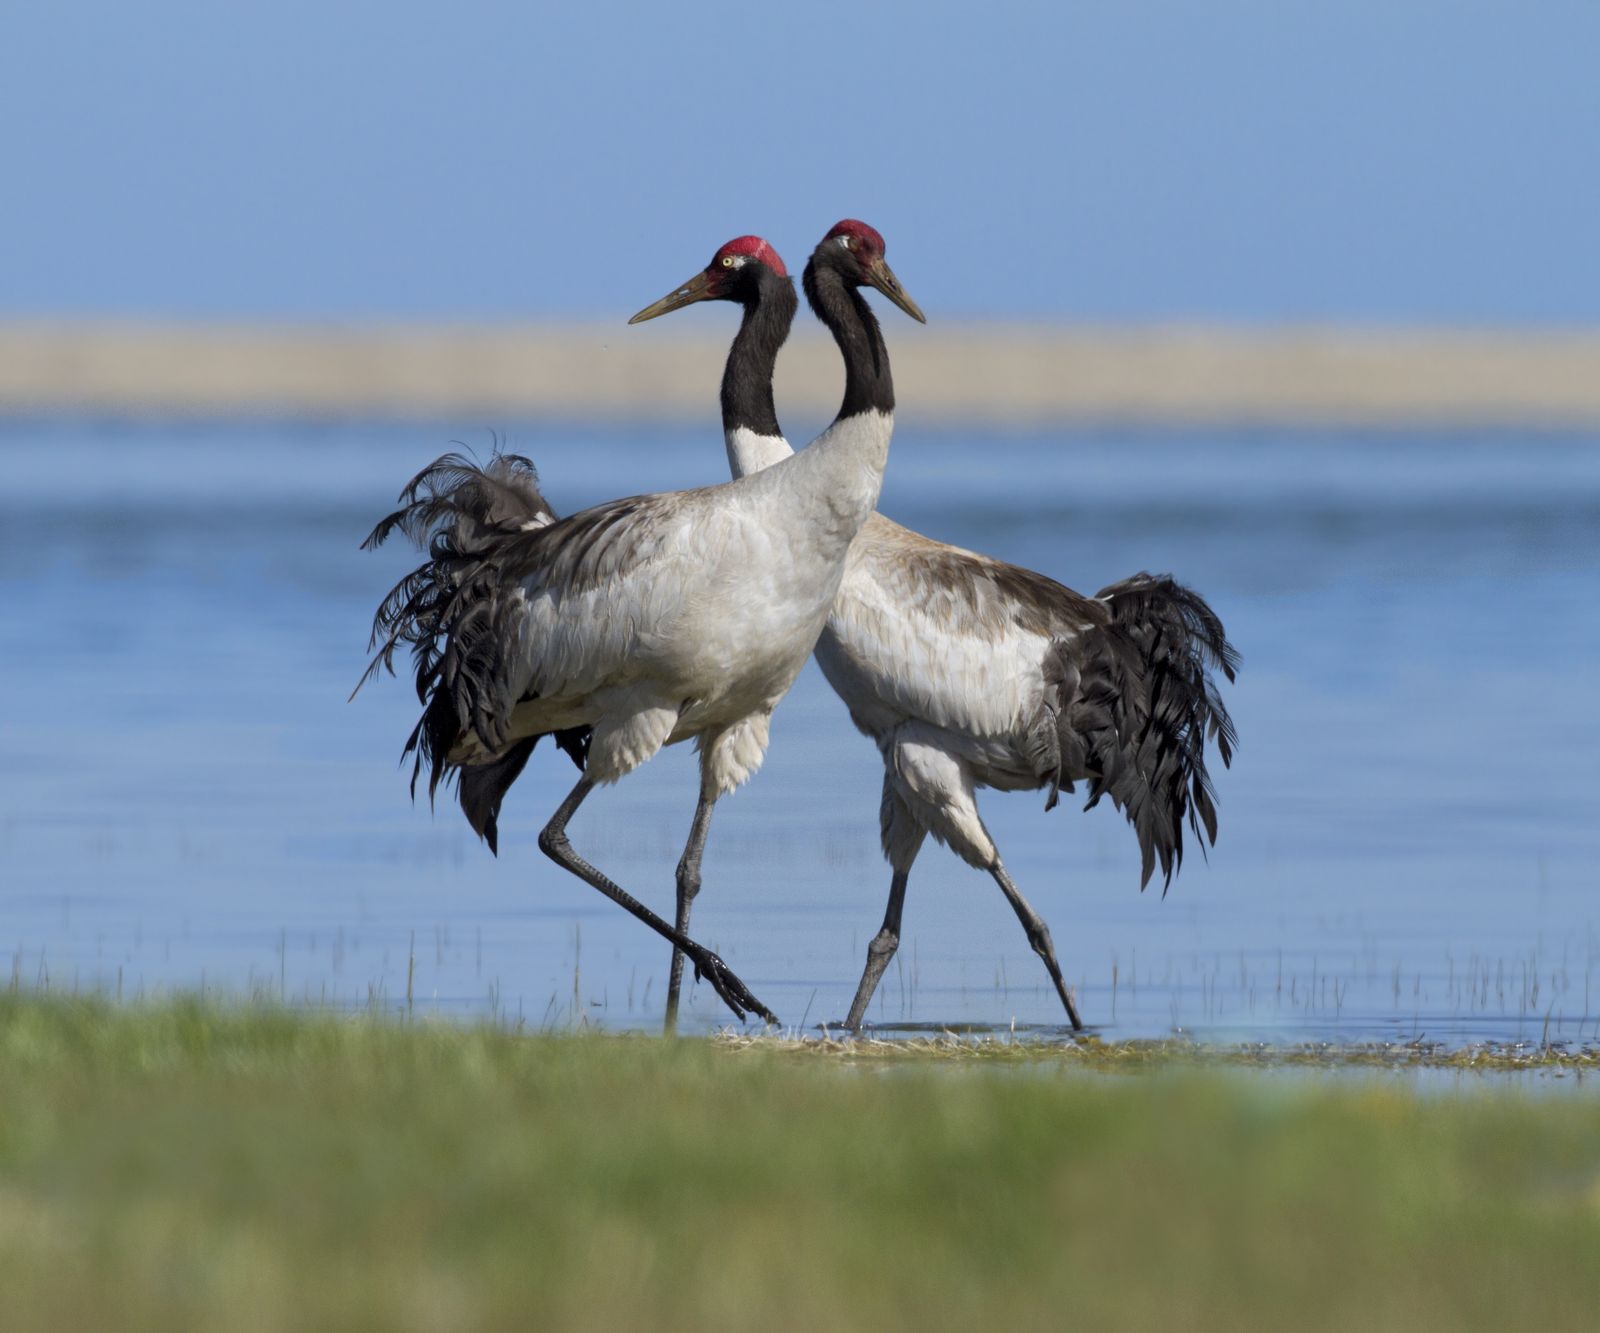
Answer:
2;995;1599;1332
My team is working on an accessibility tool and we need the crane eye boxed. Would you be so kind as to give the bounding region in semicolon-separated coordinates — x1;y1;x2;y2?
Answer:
839;235;856;251
722;256;735;267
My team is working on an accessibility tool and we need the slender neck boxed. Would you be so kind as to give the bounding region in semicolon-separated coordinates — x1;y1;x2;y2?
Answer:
803;261;895;420
720;272;797;438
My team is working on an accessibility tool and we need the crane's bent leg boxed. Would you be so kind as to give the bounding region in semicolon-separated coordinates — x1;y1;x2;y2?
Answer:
537;776;776;1025
659;717;771;1030
843;868;911;1031
664;788;716;1033
843;777;927;1032
990;861;1083;1031
888;729;1083;1031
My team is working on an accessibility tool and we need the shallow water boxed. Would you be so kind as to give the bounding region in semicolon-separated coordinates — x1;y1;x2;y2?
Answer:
3;418;1598;1045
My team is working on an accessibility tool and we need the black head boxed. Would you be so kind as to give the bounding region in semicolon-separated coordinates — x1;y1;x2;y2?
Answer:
628;236;790;323
806;219;925;323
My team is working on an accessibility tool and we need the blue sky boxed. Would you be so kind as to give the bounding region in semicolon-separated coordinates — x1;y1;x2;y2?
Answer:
3;1;1596;322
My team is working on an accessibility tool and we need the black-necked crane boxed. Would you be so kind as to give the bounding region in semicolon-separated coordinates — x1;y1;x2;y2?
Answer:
635;218;1238;1032
358;226;925;1029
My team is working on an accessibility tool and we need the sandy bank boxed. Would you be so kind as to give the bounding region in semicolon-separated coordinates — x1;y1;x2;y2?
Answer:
4;321;1598;427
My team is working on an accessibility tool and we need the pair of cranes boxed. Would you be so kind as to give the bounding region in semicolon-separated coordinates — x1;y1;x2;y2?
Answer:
360;219;1237;1032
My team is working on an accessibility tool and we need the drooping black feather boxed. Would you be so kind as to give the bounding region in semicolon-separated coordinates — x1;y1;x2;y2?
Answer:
1040;573;1238;893
458;736;538;855
456;725;592;855
354;450;589;847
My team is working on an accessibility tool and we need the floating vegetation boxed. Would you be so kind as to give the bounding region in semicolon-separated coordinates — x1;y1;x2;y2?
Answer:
715;1028;1600;1074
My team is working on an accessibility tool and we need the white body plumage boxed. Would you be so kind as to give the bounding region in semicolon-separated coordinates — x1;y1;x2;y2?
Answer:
458;410;893;798
726;426;1056;867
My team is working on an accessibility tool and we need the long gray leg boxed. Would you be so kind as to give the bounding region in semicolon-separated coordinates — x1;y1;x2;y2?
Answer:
664;788;716;1033
843;867;912;1031
536;776;774;1025
990;859;1083;1031
843;778;927;1032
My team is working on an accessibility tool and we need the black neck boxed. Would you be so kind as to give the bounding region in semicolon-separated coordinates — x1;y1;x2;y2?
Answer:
803;261;895;420
720;270;797;438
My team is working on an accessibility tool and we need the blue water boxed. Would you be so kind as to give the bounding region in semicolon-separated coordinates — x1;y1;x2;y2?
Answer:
3;419;1598;1043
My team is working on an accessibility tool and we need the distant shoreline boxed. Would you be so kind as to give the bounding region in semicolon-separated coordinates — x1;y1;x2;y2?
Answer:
4;321;1600;428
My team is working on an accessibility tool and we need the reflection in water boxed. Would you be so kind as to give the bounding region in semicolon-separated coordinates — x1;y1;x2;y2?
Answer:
3;421;1598;1043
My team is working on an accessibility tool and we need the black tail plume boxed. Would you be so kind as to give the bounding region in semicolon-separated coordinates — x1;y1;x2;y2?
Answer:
355;450;586;832
1048;573;1238;892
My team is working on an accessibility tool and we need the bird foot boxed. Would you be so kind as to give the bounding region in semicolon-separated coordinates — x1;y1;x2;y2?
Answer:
691;948;778;1026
